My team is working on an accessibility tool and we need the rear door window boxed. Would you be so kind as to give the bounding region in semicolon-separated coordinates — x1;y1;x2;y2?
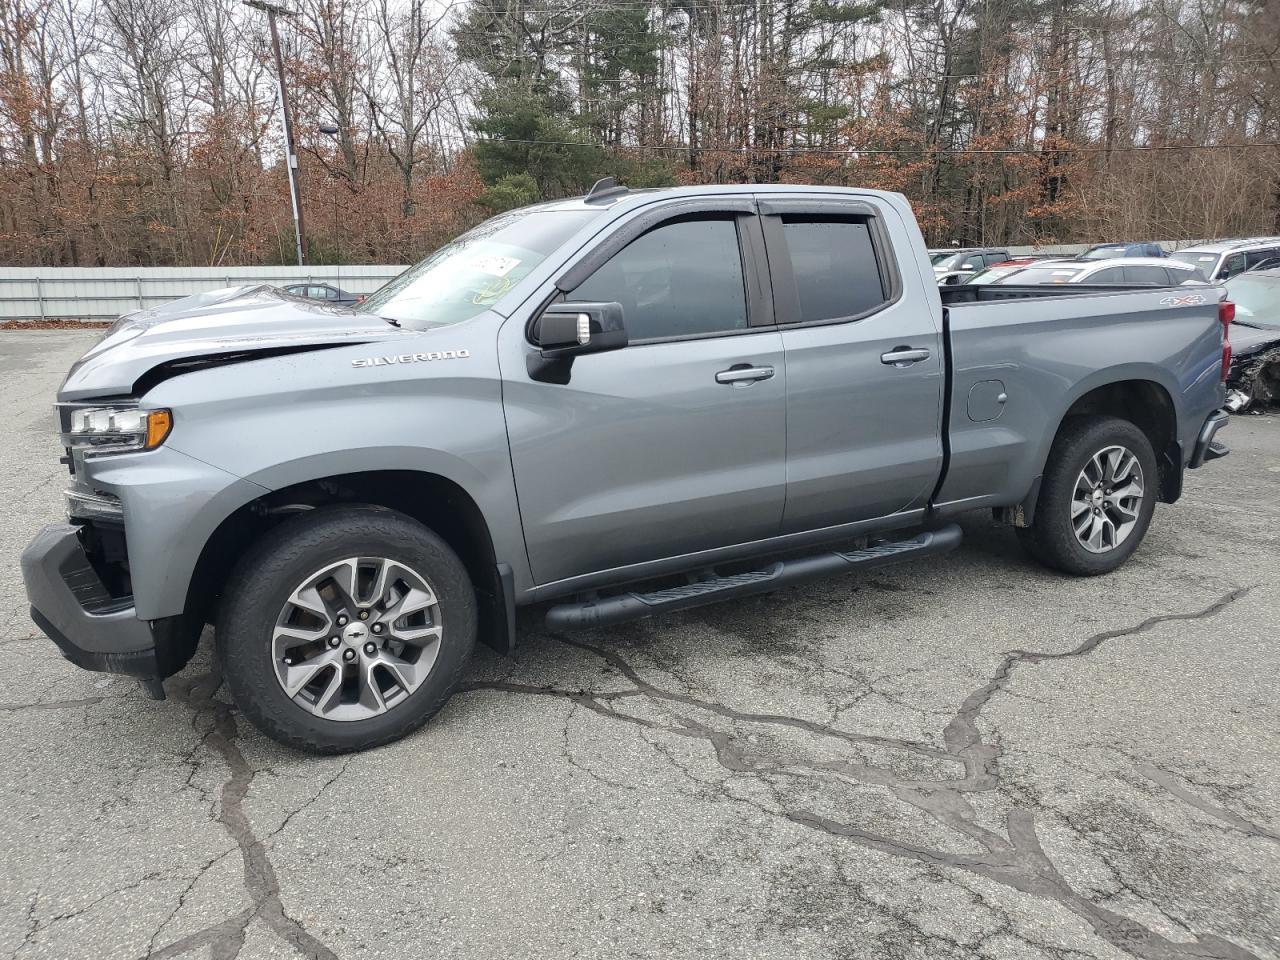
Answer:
1122;265;1170;285
775;217;888;322
1089;267;1126;283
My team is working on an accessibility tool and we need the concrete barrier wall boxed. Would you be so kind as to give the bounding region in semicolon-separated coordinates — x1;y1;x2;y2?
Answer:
0;265;408;321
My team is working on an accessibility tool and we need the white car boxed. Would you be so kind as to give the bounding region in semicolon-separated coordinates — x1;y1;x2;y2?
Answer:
1169;237;1280;282
992;256;1207;286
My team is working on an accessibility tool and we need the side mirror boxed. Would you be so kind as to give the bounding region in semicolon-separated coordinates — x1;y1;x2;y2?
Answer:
535;301;627;359
528;300;628;384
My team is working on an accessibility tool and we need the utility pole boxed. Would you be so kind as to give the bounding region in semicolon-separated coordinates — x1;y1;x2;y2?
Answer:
246;0;306;265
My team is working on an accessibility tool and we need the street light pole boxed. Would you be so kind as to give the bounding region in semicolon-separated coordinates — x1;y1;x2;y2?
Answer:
246;0;306;265
319;124;341;272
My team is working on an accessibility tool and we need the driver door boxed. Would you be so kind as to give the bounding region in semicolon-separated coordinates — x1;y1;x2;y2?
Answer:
498;205;786;587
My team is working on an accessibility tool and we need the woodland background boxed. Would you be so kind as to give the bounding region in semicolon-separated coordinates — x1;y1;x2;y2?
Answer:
1;0;1278;267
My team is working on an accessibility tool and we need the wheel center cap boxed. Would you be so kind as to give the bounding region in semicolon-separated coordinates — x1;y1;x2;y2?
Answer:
342;622;369;646
1092;488;1104;504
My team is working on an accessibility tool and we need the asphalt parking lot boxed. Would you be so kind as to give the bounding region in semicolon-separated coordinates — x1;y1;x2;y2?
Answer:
1;329;1277;960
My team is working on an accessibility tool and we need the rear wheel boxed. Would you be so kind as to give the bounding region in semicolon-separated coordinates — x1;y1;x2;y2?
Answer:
1017;416;1158;576
217;505;476;753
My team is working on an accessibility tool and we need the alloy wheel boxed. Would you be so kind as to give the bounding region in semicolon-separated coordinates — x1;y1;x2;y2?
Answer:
1071;445;1145;554
271;557;442;722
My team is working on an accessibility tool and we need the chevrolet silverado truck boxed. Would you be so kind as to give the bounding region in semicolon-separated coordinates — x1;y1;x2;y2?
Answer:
21;183;1233;753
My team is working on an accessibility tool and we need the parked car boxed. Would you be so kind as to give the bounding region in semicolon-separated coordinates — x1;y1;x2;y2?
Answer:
962;256;1049;285
1221;266;1280;411
1079;242;1166;260
992;257;1206;286
1170;237;1280;282
22;183;1231;753
282;282;365;306
931;248;1011;285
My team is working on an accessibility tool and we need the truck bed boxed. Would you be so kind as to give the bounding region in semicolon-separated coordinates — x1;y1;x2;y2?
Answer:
939;282;1196;304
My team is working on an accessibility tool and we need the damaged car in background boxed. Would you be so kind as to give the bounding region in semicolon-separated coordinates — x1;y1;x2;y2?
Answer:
1221;266;1280;412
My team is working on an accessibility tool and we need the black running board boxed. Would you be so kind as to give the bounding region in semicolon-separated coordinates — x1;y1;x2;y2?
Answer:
544;524;963;631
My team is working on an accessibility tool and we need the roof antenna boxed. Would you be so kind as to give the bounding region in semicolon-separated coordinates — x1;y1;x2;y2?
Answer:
585;177;628;204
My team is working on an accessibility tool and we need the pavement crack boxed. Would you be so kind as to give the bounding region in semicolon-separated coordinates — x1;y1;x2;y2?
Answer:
942;586;1255;784
0;696;105;713
461;587;1260;960
135;671;339;960
1137;763;1280;844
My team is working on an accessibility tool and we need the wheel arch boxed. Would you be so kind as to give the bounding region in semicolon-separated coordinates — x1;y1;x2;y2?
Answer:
1013;375;1181;526
186;468;516;654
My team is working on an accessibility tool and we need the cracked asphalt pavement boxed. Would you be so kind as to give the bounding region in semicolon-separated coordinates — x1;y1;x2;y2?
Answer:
2;330;1278;960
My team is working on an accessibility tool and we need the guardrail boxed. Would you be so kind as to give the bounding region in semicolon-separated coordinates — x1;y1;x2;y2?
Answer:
0;265;408;321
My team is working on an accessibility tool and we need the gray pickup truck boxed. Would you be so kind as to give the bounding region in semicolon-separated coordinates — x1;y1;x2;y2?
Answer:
21;183;1233;753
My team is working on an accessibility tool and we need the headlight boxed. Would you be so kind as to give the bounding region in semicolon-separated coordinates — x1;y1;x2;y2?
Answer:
62;405;172;455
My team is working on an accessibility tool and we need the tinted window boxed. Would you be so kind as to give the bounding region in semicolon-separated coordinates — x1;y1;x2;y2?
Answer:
569;217;748;341
1123;265;1169;285
1246;248;1280;267
1088;267;1125;283
1221;253;1248;279
779;218;887;322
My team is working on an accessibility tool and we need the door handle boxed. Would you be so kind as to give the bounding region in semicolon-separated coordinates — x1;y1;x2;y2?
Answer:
716;365;775;385
880;347;931;366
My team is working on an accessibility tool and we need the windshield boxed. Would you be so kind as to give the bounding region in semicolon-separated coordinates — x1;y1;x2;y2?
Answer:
1170;251;1220;271
929;252;956;266
1080;245;1124;260
358;208;600;329
1223;274;1280;328
995;265;1083;284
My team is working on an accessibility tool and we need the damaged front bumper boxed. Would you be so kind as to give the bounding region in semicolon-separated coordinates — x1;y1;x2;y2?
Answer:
21;523;199;692
1225;343;1280;412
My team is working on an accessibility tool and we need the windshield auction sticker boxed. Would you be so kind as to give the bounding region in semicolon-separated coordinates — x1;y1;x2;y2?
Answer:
469;255;521;277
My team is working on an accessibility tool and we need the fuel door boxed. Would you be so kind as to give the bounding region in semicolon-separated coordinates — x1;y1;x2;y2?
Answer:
967;379;1008;422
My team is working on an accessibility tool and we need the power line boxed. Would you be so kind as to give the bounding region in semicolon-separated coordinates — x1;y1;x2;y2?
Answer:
456;134;1280;155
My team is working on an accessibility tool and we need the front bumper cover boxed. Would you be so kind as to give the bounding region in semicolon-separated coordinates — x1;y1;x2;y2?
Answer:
21;523;198;681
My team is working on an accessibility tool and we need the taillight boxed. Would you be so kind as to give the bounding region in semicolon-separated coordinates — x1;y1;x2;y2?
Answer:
1219;300;1234;382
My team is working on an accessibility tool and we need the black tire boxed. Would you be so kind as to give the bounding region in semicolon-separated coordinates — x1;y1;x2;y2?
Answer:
1016;416;1159;576
216;505;476;753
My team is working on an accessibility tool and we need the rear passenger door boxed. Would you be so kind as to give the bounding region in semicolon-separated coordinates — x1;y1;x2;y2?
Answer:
759;197;944;533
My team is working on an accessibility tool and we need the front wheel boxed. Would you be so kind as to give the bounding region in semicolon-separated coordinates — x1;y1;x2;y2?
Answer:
1017;416;1158;576
216;505;477;753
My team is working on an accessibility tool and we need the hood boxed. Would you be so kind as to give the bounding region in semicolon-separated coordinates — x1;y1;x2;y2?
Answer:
1229;322;1280;358
60;285;404;400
